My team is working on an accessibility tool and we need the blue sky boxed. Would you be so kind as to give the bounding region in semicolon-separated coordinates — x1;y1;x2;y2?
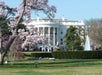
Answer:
3;0;102;20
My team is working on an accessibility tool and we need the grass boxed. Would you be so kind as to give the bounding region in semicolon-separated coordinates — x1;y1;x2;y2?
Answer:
0;59;102;75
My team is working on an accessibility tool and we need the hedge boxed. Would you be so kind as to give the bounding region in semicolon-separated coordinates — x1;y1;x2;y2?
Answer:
52;51;102;59
23;52;53;58
31;52;52;58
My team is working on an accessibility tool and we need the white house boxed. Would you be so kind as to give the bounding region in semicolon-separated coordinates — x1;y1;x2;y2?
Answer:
24;17;85;52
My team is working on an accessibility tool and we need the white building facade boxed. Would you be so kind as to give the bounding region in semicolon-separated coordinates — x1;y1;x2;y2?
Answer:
24;18;85;52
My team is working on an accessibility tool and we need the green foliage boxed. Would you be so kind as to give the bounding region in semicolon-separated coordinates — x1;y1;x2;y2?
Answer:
24;52;53;58
0;16;26;36
64;26;84;50
0;18;12;36
31;52;52;58
52;51;102;59
16;23;26;34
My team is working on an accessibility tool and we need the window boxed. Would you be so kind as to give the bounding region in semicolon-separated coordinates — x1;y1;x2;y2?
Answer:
61;31;63;34
55;28;57;35
61;39;63;45
44;27;48;34
61;42;63;45
39;27;43;34
61;39;63;41
50;27;53;34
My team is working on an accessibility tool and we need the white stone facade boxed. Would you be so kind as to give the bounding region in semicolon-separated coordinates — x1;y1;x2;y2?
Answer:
24;18;85;51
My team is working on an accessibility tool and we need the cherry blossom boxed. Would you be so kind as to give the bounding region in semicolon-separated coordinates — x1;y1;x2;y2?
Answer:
0;0;56;64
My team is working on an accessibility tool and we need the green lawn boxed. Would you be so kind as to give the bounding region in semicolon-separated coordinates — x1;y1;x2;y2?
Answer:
0;59;102;75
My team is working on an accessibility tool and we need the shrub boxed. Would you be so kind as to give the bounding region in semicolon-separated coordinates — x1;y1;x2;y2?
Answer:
52;50;102;59
31;52;52;58
23;52;53;58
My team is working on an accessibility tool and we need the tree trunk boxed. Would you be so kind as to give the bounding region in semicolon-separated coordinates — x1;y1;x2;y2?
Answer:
0;0;26;65
1;53;5;65
0;52;1;64
0;36;16;65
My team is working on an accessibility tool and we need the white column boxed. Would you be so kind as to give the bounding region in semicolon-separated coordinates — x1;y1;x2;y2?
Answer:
48;27;50;44
37;27;39;35
53;27;55;47
42;27;45;50
57;28;59;45
48;27;50;52
43;27;45;36
55;28;58;45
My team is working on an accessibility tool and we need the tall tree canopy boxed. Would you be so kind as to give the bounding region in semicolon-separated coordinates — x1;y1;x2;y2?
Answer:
64;26;84;50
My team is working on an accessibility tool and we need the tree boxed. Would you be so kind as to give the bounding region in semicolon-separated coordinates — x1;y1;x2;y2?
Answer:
85;19;102;50
64;26;84;50
0;0;56;65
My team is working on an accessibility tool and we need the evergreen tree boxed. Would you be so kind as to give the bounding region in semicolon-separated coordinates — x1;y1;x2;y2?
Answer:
64;26;84;50
0;17;11;36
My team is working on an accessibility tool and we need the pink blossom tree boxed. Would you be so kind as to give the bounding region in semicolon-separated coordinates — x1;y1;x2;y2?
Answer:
0;0;56;65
